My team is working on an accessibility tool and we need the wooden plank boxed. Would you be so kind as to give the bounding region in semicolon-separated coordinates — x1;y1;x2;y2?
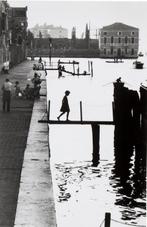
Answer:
38;120;114;125
58;61;79;64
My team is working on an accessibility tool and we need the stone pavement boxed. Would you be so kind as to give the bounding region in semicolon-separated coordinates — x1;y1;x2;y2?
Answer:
0;60;35;226
14;73;57;227
0;60;56;227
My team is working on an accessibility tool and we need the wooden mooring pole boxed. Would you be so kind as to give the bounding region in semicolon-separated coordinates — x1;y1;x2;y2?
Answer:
73;62;75;75
88;60;90;72
104;212;111;227
80;101;83;122
47;100;50;121
91;61;93;78
91;124;100;167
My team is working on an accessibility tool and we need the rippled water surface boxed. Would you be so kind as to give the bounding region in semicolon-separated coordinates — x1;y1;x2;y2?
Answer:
45;57;146;227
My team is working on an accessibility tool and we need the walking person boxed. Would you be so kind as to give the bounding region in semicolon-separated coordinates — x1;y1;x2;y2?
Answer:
1;78;12;112
57;90;70;121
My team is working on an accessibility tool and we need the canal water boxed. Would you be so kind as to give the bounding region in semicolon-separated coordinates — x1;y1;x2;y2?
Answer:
45;57;146;227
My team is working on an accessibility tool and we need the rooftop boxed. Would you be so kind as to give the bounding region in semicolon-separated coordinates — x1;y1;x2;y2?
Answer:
101;22;138;31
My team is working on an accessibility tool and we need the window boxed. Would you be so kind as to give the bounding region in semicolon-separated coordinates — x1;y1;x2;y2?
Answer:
104;48;106;55
131;48;134;55
132;31;135;35
118;37;121;43
104;32;107;35
125;36;128;44
125;47;127;54
111;47;113;55
132;37;134;44
111;36;114;44
104;37;107;44
117;31;122;35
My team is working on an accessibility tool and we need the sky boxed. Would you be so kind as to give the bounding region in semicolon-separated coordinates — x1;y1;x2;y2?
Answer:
7;0;147;51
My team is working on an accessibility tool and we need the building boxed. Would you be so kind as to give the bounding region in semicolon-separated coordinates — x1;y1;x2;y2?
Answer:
30;24;68;38
0;0;10;72
99;22;139;58
8;6;28;66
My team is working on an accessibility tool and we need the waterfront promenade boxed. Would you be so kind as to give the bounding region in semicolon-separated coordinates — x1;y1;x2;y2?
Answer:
0;60;56;227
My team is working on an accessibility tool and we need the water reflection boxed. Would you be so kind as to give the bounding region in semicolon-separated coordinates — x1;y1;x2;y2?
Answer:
110;127;146;223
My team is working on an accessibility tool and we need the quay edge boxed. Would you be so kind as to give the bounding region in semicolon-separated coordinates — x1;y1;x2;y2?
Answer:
14;64;57;227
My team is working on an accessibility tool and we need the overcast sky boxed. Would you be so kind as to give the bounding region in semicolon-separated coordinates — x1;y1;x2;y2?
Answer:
8;0;147;51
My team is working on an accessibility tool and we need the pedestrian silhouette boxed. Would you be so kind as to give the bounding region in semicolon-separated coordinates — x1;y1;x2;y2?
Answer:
1;78;12;112
57;90;70;121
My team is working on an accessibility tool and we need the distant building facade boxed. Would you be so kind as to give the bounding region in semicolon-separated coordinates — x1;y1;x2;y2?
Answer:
30;24;68;38
28;24;99;58
99;22;139;58
0;0;10;71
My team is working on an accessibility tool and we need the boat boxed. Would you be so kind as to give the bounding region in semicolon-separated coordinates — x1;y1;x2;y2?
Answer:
106;60;124;63
138;52;144;57
133;61;144;69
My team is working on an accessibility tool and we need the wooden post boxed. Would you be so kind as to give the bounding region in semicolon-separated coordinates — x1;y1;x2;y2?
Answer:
104;212;111;227
91;61;93;77
80;101;83;122
91;124;100;167
73;62;75;75
47;100;50;121
49;38;52;66
88;60;90;72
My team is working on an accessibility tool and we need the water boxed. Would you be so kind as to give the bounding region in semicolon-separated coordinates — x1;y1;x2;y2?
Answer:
44;57;146;227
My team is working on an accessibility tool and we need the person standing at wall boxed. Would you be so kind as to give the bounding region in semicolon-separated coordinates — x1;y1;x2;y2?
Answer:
1;78;12;112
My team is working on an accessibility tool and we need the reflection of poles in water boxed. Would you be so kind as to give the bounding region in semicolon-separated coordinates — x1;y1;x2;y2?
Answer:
49;38;52;66
113;127;146;206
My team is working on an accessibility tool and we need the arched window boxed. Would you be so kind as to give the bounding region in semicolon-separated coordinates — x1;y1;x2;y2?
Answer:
118;37;121;43
111;36;114;44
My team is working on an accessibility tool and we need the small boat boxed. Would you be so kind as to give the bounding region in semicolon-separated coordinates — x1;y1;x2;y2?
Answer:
106;60;124;63
133;61;144;69
138;52;144;57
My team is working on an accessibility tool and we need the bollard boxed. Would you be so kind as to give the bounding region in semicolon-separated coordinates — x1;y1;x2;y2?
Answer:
104;212;111;227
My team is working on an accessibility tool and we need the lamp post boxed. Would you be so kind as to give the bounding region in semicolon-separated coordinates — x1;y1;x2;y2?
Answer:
49;38;52;66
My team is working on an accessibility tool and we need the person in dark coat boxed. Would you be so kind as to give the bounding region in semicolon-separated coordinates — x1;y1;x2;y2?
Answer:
1;78;12;112
57;90;70;121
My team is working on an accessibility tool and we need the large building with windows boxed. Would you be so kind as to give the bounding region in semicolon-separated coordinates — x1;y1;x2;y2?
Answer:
99;22;139;58
9;6;28;66
0;0;10;71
